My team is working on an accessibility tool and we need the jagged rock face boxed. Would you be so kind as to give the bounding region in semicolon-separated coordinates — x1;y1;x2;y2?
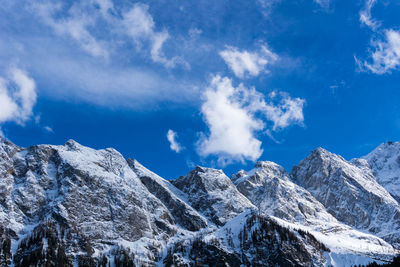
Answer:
171;166;255;226
127;158;208;231
362;141;400;203
0;139;177;265
291;147;400;248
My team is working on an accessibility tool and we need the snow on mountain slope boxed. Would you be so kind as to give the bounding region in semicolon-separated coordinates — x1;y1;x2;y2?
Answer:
362;141;400;204
291;147;400;249
127;158;208;231
171;166;255;226
165;210;329;267
232;161;397;260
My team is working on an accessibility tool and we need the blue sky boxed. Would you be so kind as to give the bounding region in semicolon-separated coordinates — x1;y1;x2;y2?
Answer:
1;0;400;179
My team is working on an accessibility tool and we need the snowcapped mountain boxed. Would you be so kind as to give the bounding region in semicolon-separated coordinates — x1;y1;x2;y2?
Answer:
0;137;400;266
291;147;400;249
232;161;397;262
361;141;400;203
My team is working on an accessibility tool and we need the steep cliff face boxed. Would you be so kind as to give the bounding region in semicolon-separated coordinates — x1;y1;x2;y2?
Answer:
0;138;178;265
291;147;400;248
127;158;208;231
171;166;255;226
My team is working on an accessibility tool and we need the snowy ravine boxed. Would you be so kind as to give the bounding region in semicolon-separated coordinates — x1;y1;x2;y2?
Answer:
0;137;399;266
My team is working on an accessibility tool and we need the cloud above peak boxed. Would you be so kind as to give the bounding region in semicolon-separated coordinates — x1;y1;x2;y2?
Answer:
197;75;305;165
167;129;183;153
219;45;278;79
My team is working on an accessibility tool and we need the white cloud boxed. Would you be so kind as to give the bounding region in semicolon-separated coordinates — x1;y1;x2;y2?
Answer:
167;129;183;153
197;75;305;164
0;68;37;125
359;29;400;74
197;76;264;163
219;45;278;79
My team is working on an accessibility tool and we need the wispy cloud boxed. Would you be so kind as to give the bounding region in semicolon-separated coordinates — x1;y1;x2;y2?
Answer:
0;68;37;125
359;0;380;31
197;75;305;165
358;29;400;74
314;0;330;9
219;45;278;79
33;1;186;68
34;1;109;58
122;3;187;68
44;126;54;133
167;129;183;153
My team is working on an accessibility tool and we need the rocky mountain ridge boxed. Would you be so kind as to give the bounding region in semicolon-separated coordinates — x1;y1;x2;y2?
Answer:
0;137;399;266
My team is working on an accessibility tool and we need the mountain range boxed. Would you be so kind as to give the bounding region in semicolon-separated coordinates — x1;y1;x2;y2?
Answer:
0;137;400;266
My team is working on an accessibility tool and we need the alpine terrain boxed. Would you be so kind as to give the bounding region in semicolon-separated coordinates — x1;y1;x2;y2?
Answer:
0;137;400;266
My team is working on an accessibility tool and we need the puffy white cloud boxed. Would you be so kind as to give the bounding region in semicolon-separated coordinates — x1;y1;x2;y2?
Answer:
0;68;37;125
219;45;278;79
359;29;400;74
197;76;264;163
167;129;182;153
197;75;305;164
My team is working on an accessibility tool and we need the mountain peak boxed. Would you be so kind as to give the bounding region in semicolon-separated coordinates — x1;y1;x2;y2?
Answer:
172;167;254;226
309;147;339;159
64;139;82;150
255;160;284;170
